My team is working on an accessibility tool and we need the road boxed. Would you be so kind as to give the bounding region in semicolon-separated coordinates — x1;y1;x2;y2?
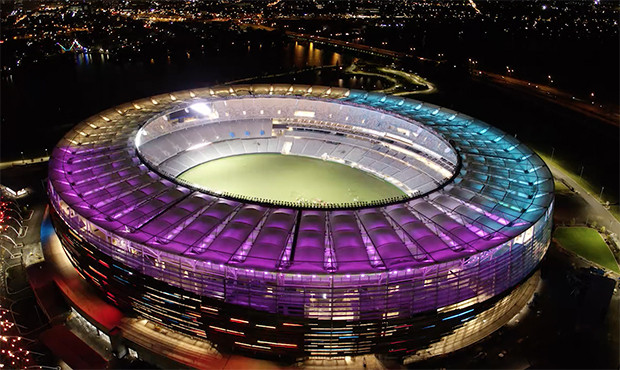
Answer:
224;62;434;96
344;63;435;95
0;156;49;170
474;70;619;127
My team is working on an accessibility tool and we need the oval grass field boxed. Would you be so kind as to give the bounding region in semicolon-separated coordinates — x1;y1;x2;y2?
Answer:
177;153;406;205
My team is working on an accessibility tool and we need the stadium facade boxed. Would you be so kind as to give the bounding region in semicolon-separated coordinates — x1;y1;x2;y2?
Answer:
48;84;553;361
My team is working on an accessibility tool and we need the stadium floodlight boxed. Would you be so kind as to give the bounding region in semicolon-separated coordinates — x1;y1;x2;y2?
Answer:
189;102;212;116
294;110;315;118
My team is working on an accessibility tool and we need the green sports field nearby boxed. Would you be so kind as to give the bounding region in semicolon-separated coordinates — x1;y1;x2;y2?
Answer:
177;153;406;205
554;227;619;273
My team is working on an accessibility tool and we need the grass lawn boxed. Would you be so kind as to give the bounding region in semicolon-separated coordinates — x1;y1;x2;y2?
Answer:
536;151;620;222
177;153;406;205
554;227;619;273
553;179;570;194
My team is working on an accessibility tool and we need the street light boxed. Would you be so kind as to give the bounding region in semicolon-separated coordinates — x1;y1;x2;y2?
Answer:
551;146;555;160
599;186;604;199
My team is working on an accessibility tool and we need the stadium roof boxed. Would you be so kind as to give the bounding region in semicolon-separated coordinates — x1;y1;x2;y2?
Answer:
48;84;553;275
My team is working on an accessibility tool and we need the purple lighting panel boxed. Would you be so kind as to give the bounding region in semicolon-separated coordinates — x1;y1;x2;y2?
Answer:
48;84;553;358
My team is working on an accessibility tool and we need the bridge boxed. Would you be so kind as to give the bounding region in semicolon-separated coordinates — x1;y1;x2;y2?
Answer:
240;23;442;63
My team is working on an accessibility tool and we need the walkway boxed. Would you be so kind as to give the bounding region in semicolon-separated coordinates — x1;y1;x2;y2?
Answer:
0;156;49;170
545;160;620;235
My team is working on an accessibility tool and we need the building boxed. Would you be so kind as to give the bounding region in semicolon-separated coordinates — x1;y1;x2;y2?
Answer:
47;84;553;363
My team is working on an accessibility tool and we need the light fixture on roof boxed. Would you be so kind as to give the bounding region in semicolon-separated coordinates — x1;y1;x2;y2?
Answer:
189;102;212;116
294;110;315;118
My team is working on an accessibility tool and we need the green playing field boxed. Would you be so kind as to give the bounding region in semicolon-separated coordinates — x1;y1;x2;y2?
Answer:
177;153;406;205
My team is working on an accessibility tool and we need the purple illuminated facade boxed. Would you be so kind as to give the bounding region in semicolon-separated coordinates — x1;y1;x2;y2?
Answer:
48;85;553;360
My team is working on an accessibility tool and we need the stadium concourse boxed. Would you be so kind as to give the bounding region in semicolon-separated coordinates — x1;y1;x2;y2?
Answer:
45;84;553;365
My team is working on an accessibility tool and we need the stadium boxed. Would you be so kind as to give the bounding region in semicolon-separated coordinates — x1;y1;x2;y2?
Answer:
47;84;553;362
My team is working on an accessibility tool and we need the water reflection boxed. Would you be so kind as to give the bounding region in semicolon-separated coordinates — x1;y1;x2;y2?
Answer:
293;41;305;67
69;41;345;74
76;53;88;66
307;42;322;67
1;39;377;159
293;41;342;68
331;52;342;66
